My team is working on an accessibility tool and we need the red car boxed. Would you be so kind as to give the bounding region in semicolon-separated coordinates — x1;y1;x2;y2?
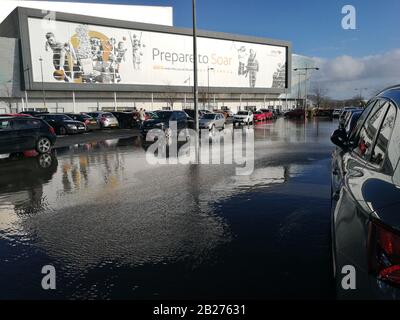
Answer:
284;109;305;119
253;111;266;122
264;110;274;120
0;113;32;117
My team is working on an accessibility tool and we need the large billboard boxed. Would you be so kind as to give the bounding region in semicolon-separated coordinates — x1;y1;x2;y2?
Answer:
20;9;291;93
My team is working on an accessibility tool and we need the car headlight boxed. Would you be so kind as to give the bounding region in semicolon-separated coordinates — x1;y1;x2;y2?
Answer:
67;124;77;129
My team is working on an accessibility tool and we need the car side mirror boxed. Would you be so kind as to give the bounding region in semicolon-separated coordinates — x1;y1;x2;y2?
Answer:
331;128;349;151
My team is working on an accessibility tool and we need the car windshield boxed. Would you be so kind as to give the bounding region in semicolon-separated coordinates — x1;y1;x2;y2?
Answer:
237;111;248;115
103;113;114;118
155;111;173;120
254;111;262;114
202;114;216;120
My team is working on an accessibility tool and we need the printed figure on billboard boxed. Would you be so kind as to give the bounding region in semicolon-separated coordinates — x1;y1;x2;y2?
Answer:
237;46;248;76
45;32;77;82
44;24;129;84
129;32;145;70
245;49;259;88
272;63;287;89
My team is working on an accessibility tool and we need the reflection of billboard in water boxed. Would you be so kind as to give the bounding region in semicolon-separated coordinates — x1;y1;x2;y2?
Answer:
28;17;288;89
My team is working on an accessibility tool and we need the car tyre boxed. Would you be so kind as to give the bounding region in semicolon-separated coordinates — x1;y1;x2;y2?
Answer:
36;137;52;154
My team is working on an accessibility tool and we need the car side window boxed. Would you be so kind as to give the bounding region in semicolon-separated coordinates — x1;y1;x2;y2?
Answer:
349;100;377;142
370;104;397;167
0;120;12;130
354;101;388;161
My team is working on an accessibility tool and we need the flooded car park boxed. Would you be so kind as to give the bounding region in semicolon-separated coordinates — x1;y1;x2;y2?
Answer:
0;118;337;299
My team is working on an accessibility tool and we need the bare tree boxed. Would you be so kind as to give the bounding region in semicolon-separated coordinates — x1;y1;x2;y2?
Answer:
161;81;179;109
310;83;328;109
1;82;13;111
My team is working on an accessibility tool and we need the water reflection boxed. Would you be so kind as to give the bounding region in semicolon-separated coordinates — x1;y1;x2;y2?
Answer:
0;119;338;298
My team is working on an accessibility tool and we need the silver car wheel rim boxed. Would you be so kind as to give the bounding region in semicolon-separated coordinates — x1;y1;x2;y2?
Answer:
38;139;51;153
39;154;52;168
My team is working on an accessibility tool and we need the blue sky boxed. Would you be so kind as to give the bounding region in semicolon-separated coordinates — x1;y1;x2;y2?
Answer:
46;0;399;59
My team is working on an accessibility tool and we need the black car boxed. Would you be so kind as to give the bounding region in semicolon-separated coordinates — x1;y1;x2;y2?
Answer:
19;111;48;117
111;112;135;129
0;116;56;154
39;114;86;135
64;113;100;131
141;110;190;140
331;85;400;299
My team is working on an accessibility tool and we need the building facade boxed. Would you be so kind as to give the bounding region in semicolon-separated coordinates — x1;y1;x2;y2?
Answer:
0;4;314;115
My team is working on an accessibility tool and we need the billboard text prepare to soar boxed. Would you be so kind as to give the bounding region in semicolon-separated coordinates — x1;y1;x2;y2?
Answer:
27;16;289;91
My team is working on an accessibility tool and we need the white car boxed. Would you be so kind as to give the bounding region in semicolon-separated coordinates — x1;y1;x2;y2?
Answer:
233;111;253;125
332;109;342;118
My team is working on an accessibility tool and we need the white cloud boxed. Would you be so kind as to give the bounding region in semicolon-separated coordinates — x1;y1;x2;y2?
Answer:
310;49;400;99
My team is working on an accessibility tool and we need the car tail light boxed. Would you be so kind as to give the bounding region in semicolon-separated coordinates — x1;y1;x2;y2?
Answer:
85;119;90;124
101;117;107;123
48;126;55;135
368;219;400;286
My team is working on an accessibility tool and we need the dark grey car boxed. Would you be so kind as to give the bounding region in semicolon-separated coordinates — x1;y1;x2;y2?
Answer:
331;85;400;299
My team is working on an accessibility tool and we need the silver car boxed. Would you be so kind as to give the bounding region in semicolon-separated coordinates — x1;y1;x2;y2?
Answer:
87;112;119;129
199;113;225;131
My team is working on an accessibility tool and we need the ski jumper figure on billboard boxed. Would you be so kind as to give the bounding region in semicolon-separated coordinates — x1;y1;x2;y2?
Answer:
129;32;145;70
237;46;248;75
45;32;77;82
232;42;248;76
245;49;259;88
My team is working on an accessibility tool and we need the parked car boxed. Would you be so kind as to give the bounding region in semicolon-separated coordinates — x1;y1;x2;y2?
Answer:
86;112;119;129
39;114;86;135
65;113;100;131
314;109;333;118
341;109;364;135
284;109;305;119
18;111;48;117
253;111;266;122
339;107;363;127
0;116;56;154
183;109;208;119
332;109;342;118
146;111;157;120
109;112;135;129
233;110;253;125
0;113;32;117
199;113;225;131
330;85;400;299
265;110;275;120
141;110;190;140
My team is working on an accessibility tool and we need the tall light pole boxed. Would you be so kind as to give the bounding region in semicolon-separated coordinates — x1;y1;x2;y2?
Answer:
207;67;214;110
39;57;47;109
294;66;319;116
192;0;199;136
296;72;306;108
355;88;368;106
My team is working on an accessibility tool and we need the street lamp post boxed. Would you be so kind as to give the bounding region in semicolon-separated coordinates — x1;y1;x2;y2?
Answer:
294;66;319;117
39;57;47;109
207;67;214;110
192;0;199;136
355;88;368;106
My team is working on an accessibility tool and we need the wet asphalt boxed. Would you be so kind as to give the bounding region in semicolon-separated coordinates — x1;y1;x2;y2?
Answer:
0;118;337;299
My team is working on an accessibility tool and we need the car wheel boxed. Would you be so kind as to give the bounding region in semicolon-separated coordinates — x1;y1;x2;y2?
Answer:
59;126;67;135
38;153;53;169
36;137;52;154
